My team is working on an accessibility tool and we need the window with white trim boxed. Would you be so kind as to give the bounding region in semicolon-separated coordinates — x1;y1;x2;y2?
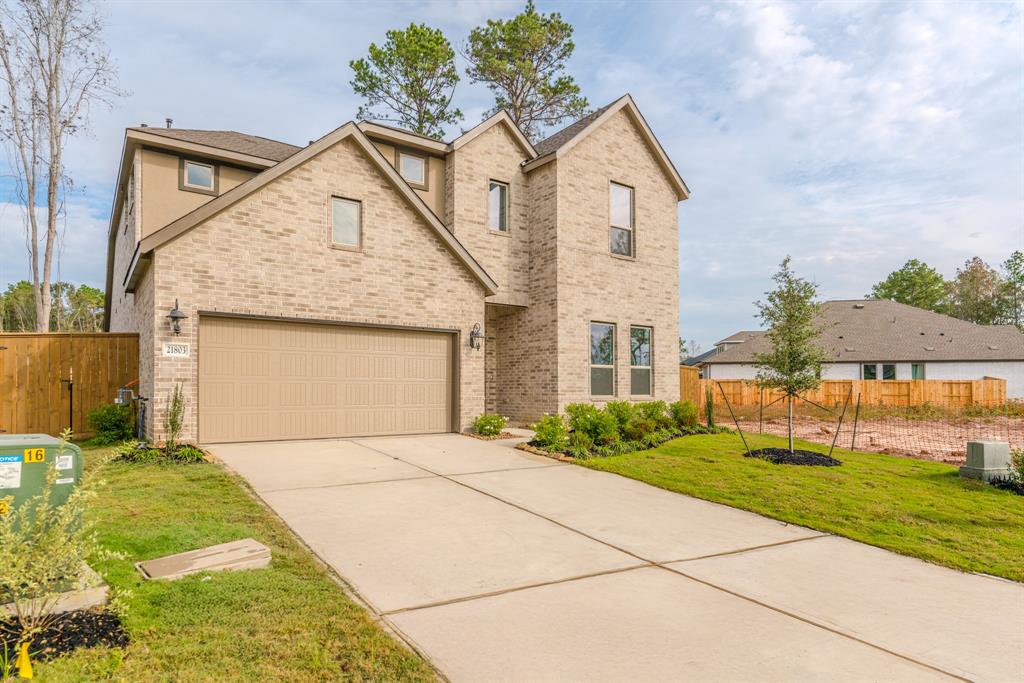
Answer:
183;161;214;191
332;197;361;248
590;322;616;396
630;326;652;395
489;181;508;231
398;151;426;187
610;182;634;257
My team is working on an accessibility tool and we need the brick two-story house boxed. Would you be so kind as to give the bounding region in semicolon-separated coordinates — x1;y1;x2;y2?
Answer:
104;95;690;443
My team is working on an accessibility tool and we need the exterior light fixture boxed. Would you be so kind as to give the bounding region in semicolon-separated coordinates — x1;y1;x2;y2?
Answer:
469;322;484;350
166;299;188;335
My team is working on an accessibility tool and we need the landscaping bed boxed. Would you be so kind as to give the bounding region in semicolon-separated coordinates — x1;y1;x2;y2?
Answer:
746;447;841;467
581;432;1024;582
1;610;128;664
25;444;434;681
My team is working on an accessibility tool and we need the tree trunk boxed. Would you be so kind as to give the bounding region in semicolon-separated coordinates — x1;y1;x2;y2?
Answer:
788;395;794;453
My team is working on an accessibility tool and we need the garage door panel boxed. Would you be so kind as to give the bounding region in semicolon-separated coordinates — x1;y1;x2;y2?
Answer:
199;317;452;443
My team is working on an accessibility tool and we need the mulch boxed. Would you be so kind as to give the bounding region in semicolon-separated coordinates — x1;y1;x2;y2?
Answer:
990;478;1024;496
747;447;842;467
1;610;128;664
461;431;520;441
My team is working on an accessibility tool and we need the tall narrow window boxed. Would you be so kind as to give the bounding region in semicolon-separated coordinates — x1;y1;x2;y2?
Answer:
630;326;652;395
332;197;361;248
882;364;896;380
862;364;877;380
397;151;426;188
912;363;925;379
489;181;508;231
590;322;616;396
609;182;633;257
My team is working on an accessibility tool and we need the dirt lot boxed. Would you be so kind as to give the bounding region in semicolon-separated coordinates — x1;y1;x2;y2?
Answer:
735;415;1023;464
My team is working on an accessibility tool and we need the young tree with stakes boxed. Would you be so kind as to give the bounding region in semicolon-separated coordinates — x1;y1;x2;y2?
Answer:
752;257;829;453
350;23;462;140
463;1;588;142
0;0;123;332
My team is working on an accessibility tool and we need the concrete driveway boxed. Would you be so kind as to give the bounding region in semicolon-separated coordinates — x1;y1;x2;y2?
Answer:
209;434;1023;682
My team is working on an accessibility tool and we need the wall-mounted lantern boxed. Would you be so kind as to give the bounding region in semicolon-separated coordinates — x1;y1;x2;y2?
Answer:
469;322;484;350
166;299;188;335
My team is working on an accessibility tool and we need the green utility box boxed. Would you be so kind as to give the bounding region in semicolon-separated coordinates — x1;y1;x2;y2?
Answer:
0;434;83;518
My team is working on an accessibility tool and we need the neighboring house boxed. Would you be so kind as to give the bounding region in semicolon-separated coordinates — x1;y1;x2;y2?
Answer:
699;299;1024;397
104;95;689;443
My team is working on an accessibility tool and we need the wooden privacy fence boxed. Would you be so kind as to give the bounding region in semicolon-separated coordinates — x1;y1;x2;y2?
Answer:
679;365;701;405
697;377;1008;408
0;333;139;437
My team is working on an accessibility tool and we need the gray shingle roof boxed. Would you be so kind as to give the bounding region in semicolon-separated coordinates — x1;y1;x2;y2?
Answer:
130;127;302;162
533;102;616;157
706;299;1024;363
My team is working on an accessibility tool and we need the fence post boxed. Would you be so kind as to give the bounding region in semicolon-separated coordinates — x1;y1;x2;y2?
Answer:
759;386;764;434
850;393;861;451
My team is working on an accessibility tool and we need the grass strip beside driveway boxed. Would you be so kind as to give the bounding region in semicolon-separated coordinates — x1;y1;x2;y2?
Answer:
33;445;434;682
581;433;1024;582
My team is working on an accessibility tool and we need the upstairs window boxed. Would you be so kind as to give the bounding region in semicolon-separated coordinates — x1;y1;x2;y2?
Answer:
489;181;508;232
590;322;616;396
610;182;634;257
630;326;652;395
332;197;361;248
398;151;426;188
182;160;215;192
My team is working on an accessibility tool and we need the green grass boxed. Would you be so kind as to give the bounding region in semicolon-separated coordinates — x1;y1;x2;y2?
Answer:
581;432;1024;582
32;445;434;682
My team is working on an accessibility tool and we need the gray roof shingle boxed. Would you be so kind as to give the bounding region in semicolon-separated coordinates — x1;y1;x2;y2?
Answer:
706;299;1024;363
130;127;302;162
533;101;616;157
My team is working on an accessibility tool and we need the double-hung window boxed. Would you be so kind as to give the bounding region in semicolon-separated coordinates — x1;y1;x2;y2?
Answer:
590;322;616;396
332;197;361;248
489;181;508;232
630;326;652;395
862;363;896;380
609;182;634;257
912;363;925;380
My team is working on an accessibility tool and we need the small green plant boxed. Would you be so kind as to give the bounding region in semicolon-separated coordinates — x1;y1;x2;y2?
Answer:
164;384;185;454
622;417;657;441
637;401;672;429
565;403;619;445
1010;448;1024;482
603;401;636;431
472;413;508;437
567;430;594;459
530;414;569;451
86;403;134;445
704;385;716;428
669;400;699;429
0;430;108;659
115;440;206;465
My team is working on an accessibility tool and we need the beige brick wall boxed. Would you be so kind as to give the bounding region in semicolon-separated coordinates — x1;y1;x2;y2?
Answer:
448;123;532;306
146;136;487;443
553;108;681;410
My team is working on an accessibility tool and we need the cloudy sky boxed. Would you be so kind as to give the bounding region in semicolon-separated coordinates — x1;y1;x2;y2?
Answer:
0;0;1021;349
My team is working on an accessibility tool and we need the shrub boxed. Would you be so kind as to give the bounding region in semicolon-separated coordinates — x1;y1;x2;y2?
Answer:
115;440;206;465
704;385;716;428
0;430;106;654
531;414;569;451
669;400;699;429
472;413;508;437
565;403;619;445
164;384;185;453
567;430;594;459
637;400;673;429
1011;448;1024;481
87;403;134;445
622;417;657;441
603;401;636;431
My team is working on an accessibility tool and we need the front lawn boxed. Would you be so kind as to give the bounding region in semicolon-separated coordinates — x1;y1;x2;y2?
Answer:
31;445;434;682
581;432;1024;582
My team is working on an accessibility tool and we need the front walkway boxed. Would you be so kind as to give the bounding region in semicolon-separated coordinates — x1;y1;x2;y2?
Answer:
209;434;1023;682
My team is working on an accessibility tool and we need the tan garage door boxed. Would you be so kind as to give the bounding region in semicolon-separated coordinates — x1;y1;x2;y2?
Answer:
199;316;453;443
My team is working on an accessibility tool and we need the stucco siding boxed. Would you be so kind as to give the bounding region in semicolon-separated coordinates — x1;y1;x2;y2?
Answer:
145;136;487;442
